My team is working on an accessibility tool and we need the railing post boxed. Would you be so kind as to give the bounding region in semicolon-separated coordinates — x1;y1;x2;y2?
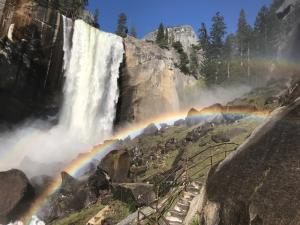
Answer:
137;208;140;225
210;155;213;167
184;155;188;190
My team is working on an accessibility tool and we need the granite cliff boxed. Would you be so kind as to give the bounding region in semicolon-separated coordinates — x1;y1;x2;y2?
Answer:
116;36;197;125
144;25;199;55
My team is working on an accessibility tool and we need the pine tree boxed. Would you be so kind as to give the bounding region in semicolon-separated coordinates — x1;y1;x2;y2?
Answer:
156;23;165;47
210;12;226;51
116;13;128;38
223;34;235;79
93;8;100;28
189;45;200;78
237;9;252;66
209;12;227;83
130;26;137;38
173;41;190;74
164;28;169;46
253;6;269;56
199;23;209;52
198;22;213;79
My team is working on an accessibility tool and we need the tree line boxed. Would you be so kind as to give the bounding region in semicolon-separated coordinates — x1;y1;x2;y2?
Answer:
152;0;288;85
198;0;286;85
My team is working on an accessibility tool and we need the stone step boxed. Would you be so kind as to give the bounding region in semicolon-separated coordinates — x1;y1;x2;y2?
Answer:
183;191;196;199
187;185;200;191
167;222;183;225
173;205;188;213
176;202;190;211
177;199;190;207
168;209;187;218
186;187;200;195
191;182;202;190
166;216;183;223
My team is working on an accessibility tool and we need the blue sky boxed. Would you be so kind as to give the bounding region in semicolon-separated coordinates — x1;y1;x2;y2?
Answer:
88;0;272;38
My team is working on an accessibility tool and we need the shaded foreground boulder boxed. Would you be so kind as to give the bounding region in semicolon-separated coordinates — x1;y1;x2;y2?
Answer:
0;169;35;224
112;183;155;207
198;98;300;225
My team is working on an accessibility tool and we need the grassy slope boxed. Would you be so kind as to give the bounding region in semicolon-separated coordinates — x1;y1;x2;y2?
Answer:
50;200;131;225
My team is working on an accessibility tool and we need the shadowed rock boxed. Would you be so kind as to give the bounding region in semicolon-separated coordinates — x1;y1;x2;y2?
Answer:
0;169;35;224
199;98;300;225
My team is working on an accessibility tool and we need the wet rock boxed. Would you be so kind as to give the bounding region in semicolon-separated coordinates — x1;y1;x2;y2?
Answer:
88;167;111;197
211;133;231;143
99;149;131;183
0;169;35;224
112;183;155;207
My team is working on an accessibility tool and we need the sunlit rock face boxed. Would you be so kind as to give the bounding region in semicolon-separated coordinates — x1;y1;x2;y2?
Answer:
116;36;197;125
144;25;198;54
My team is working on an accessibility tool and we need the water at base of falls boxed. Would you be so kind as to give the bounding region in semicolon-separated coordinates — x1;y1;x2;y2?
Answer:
0;18;124;177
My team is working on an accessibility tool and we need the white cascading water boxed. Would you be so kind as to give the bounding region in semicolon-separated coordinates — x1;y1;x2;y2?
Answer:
60;20;124;141
62;16;73;72
0;18;124;176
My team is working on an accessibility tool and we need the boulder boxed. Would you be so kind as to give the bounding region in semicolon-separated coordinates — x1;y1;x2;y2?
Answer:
211;133;230;143
99;150;131;183
199;98;300;225
88;167;111;197
60;171;79;195
142;123;159;136
112;183;156;207
0;169;35;224
185;108;202;127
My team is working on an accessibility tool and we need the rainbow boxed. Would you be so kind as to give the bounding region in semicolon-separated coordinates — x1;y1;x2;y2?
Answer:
19;106;272;224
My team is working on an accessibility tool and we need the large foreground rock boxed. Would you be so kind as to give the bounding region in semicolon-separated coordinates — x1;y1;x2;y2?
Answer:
0;169;35;224
198;98;300;225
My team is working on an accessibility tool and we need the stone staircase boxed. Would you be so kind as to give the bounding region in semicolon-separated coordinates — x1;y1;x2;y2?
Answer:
164;181;201;225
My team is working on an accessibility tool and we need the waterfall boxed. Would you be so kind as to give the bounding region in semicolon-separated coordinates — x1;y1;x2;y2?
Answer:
60;19;124;142
0;18;124;176
62;16;73;72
